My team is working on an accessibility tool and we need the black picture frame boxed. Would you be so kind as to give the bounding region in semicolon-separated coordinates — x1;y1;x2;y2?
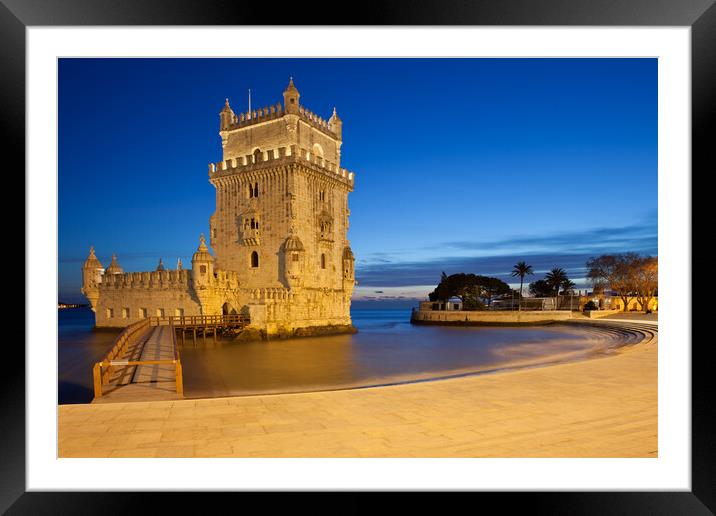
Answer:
5;0;710;512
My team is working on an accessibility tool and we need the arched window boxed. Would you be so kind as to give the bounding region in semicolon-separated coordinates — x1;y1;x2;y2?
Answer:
320;253;326;269
253;148;262;164
251;251;259;268
253;182;259;197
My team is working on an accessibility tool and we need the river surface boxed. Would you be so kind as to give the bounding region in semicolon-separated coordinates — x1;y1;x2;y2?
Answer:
58;307;632;405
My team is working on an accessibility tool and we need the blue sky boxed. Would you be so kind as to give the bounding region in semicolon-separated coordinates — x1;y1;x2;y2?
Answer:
58;58;657;305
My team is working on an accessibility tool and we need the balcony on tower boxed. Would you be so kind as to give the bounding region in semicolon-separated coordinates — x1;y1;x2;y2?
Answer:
240;210;261;246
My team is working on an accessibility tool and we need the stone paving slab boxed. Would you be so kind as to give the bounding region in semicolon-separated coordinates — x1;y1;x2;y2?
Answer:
59;332;657;458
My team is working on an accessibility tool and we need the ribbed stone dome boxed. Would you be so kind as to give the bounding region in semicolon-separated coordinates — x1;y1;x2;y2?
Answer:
284;234;305;252
83;246;103;270
191;234;214;262
104;253;123;275
342;246;355;260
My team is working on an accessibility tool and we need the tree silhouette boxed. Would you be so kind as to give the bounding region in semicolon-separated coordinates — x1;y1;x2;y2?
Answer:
511;261;534;311
545;267;569;309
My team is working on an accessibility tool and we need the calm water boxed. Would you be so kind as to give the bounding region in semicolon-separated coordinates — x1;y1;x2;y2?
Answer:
58;307;625;404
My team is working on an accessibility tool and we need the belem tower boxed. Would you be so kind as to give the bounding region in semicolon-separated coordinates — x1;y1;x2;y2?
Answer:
81;79;356;335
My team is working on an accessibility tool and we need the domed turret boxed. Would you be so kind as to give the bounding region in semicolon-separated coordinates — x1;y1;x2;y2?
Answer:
191;234;214;289
283;234;305;288
284;234;305;252
342;245;355;288
219;98;235;131
81;246;104;312
156;258;165;271
104;253;123;275
82;246;103;272
328;107;343;139
283;77;300;114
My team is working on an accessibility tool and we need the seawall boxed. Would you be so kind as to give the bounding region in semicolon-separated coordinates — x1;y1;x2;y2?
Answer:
410;309;573;326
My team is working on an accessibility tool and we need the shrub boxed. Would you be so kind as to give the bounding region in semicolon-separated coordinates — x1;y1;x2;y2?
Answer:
583;300;599;312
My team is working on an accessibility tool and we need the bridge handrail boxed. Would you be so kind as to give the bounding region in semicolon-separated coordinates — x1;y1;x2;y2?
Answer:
150;314;250;327
92;317;184;400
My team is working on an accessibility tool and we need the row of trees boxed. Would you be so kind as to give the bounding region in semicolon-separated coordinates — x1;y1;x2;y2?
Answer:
428;252;657;313
586;253;658;312
428;264;576;311
513;263;577;311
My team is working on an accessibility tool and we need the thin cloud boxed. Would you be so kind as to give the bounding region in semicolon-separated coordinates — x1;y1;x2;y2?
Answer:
356;250;656;288
434;221;656;253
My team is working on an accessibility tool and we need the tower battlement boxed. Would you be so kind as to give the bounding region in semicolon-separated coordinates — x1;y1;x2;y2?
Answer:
219;79;344;167
208;144;355;186
221;102;340;140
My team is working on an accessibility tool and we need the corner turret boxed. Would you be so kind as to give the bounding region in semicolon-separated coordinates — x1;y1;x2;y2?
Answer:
342;245;355;294
328;107;343;139
191;234;214;290
105;253;123;275
283;77;300;114
80;246;104;312
220;98;235;131
283;234;305;288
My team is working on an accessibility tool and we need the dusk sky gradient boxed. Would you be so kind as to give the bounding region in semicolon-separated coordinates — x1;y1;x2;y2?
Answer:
58;58;657;306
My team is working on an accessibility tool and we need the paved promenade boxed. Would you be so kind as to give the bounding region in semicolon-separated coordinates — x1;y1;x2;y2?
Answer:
58;325;657;458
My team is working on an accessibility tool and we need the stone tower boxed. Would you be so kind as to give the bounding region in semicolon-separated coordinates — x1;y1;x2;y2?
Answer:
209;79;355;305
83;79;356;334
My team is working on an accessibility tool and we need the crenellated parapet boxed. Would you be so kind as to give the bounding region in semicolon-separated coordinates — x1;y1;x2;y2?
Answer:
99;269;191;290
208;144;355;186
221;102;340;139
223;102;284;131
296;105;339;138
97;268;240;291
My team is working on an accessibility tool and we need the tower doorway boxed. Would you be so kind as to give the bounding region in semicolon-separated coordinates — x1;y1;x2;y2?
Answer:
222;302;238;315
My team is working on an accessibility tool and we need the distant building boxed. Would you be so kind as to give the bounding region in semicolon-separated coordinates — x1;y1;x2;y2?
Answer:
419;298;463;311
577;294;658;312
82;79;356;335
610;296;658;312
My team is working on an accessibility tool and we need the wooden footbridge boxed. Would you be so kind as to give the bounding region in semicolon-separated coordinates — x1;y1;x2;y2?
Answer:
92;314;249;403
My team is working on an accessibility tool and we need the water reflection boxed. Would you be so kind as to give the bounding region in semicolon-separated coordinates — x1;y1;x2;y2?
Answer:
179;309;616;399
59;307;626;404
58;307;121;404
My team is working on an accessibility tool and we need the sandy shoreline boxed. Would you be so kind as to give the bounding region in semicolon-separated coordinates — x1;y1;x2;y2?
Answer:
58;321;657;458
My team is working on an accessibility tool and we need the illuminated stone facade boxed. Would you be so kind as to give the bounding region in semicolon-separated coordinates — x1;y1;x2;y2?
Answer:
82;79;356;334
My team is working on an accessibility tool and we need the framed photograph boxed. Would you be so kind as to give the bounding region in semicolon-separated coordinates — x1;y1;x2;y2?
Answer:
7;0;711;511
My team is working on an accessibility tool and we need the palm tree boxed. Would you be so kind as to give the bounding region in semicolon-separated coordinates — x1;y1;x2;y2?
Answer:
545;267;569;310
561;279;576;294
511;261;534;311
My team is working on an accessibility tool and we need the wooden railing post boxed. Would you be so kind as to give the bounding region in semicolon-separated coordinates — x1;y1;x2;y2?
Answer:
175;360;184;397
93;363;103;398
